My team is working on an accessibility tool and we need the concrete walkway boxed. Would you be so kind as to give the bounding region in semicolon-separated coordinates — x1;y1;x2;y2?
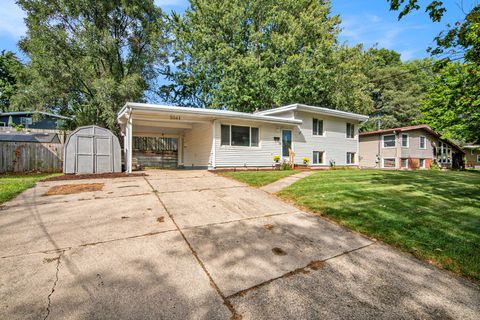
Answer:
261;170;314;193
1;170;479;320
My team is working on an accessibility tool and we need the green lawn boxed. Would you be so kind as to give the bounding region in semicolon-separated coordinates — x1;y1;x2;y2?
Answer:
0;173;60;205
220;170;297;187
277;170;480;282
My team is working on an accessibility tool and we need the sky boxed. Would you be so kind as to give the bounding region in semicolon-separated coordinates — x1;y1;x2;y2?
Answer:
0;0;475;62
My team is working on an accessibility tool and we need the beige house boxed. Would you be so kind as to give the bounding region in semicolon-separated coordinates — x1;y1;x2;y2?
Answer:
117;103;368;172
464;145;480;169
359;125;465;170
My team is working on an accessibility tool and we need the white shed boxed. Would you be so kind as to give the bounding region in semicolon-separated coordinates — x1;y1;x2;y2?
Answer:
64;125;121;174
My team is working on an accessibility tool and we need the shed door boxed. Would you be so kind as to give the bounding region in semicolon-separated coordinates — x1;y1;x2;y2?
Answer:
75;135;113;173
76;135;94;173
95;136;112;173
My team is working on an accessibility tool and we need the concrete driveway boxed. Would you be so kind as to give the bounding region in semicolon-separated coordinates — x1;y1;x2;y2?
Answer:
1;170;479;319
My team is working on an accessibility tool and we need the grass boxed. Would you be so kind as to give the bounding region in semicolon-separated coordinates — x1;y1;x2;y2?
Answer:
0;173;60;205
220;170;298;187
277;170;480;282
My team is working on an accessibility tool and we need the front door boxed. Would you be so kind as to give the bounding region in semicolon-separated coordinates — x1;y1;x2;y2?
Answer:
282;129;292;157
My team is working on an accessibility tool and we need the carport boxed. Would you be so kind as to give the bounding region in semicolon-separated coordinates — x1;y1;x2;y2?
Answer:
117;102;302;173
118;103;216;172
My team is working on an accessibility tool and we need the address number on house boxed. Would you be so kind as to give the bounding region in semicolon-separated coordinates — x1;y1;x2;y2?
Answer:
170;115;181;120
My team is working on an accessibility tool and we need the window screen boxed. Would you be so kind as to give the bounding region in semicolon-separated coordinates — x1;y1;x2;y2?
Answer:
346;152;355;164
346;123;355;138
251;127;259;147
383;158;396;167
313;151;324;164
221;125;230;146
383;134;396;148
313;119;323;136
401;134;408;147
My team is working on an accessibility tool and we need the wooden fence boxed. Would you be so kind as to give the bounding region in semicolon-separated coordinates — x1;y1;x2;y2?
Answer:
0;142;63;173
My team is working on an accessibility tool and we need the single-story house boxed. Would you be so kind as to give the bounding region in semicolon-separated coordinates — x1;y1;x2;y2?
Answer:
0;111;71;131
117;103;369;172
463;145;480;169
359;124;465;170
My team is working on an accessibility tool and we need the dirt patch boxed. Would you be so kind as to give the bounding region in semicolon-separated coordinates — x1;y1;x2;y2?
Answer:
264;224;274;230
308;260;325;270
272;247;287;256
121;216;129;219
41;172;146;182
44;183;104;196
157;216;165;223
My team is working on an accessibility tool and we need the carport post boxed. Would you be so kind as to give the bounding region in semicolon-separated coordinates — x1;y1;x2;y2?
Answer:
127;114;133;173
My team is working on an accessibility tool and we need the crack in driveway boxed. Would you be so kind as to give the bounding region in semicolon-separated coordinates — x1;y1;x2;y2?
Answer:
43;251;63;320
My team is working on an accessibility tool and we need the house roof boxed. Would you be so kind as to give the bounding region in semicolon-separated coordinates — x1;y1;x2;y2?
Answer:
359;124;434;137
118;102;303;125
0;111;72;120
0;132;60;143
254;103;369;122
360;124;464;153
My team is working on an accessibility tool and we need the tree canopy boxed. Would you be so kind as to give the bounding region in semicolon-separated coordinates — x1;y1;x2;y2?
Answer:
160;0;372;115
0;51;24;112
13;0;168;130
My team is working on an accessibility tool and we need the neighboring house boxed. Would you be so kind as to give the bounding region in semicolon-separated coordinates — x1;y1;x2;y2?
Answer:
463;145;480;169
117;102;369;172
359;125;465;170
0;111;71;131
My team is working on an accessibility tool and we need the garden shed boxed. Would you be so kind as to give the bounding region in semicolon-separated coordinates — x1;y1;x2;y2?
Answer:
64;125;121;174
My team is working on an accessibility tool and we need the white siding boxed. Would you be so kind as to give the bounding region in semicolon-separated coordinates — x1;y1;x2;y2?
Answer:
292;111;359;166
183;122;213;168
214;119;286;167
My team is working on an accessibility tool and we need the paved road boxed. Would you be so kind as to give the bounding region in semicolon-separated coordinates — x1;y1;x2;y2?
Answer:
1;170;479;319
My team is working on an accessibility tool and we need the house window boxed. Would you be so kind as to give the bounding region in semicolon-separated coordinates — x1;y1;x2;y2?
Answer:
437;141;452;163
401;133;409;148
346;123;355;138
346;152;355;164
419;136;426;149
382;134;396;148
220;125;259;147
419;159;426;168
477;154;480;163
313;118;323;136
0;122;5;127
20;117;32;125
313;151;325;164
382;158;396;168
401;158;408;168
221;125;230;145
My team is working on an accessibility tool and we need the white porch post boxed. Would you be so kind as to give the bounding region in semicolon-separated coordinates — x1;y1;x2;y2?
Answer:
127;114;133;173
211;119;217;169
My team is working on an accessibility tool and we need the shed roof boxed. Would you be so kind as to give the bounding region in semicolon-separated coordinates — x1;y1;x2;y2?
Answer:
0;132;60;143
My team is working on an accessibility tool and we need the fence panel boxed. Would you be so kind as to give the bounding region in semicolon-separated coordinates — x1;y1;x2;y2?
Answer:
0;142;63;173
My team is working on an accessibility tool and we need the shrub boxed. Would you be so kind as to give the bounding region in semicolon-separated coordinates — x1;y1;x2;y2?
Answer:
430;162;440;171
273;155;281;163
280;160;292;170
303;157;310;165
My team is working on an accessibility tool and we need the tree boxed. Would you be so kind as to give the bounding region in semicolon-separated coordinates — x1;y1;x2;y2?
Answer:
13;0;168;131
387;0;447;22
0;51;24;112
160;0;373;115
362;48;434;131
421;62;480;144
